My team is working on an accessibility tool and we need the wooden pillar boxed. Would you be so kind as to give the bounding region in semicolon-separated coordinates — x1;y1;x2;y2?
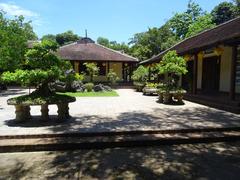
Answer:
107;61;110;73
193;54;198;94
74;61;79;73
230;45;237;100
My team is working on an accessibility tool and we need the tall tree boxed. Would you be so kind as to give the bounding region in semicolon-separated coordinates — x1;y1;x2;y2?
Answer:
97;37;130;54
56;30;79;46
129;24;177;60
41;34;56;42
0;12;37;71
211;2;238;25
169;0;203;39
186;14;216;38
97;37;110;47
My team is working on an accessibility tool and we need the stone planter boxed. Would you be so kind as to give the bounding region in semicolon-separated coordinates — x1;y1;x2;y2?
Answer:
158;93;163;103
172;90;187;104
7;93;76;122
14;105;31;122
143;87;158;95
163;93;172;104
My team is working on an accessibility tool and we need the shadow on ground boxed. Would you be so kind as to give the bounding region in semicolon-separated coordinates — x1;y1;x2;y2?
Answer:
0;89;27;97
1;142;240;179
5;107;240;133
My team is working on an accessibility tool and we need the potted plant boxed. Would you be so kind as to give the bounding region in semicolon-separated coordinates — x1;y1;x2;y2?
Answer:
1;40;76;121
107;69;119;87
156;51;188;104
131;65;148;92
143;82;158;95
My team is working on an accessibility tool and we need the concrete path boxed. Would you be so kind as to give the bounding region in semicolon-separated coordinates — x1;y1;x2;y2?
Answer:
0;88;240;135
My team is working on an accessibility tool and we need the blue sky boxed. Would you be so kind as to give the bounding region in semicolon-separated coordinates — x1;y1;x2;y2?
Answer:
0;0;231;43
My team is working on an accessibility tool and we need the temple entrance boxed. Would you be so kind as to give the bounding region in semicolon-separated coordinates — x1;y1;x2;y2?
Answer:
202;56;220;93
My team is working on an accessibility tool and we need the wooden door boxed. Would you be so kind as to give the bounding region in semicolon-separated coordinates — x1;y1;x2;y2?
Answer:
202;56;220;93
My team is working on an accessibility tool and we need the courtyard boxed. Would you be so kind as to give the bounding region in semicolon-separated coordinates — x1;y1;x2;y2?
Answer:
0;88;240;136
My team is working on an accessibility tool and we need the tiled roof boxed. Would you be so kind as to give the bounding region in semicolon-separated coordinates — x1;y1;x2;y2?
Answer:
57;37;138;62
140;17;240;65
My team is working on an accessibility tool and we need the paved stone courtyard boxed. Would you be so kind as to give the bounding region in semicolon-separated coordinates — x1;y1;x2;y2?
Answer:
0;88;240;135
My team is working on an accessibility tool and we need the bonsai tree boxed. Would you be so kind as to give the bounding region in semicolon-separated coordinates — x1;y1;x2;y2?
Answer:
157;50;188;103
107;69;119;86
131;65;148;91
2;40;70;96
84;62;99;82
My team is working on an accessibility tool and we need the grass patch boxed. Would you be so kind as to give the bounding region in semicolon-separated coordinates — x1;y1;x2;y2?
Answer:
59;90;119;97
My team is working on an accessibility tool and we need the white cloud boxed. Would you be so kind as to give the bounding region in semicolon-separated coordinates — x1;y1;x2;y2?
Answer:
0;2;38;17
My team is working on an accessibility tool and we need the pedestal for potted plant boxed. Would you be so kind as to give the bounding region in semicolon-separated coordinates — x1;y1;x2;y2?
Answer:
8;92;76;122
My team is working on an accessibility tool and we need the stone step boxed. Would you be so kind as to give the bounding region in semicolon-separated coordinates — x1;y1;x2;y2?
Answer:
0;128;240;153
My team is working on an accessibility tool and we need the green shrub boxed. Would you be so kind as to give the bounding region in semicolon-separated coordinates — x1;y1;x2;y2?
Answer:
75;73;85;81
145;82;158;88
131;65;148;83
157;50;187;92
107;69;119;86
84;83;94;92
84;63;99;82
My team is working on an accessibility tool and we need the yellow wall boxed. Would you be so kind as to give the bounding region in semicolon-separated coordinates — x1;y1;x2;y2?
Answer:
195;46;234;92
110;62;123;81
219;46;232;92
197;58;202;89
74;61;123;82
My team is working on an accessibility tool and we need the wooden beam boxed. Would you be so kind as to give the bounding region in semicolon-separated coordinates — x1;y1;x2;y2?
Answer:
229;45;237;100
193;54;198;94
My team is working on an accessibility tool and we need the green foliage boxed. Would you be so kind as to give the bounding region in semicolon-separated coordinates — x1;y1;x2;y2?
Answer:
186;14;216;38
60;90;119;97
0;12;37;71
97;37;131;54
25;40;59;69
107;69;119;85
84;62;99;82
145;82;158;88
41;34;57;42
75;73;85;81
211;2;239;25
169;0;204;39
84;83;94;92
131;65;148;83
7;93;76;105
158;51;187;76
1;40;67;94
56;30;79;46
157;51;187;92
129;24;178;60
97;37;110;47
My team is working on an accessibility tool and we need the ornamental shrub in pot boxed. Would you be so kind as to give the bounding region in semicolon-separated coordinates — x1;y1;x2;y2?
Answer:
131;65;148;92
156;51;188;104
